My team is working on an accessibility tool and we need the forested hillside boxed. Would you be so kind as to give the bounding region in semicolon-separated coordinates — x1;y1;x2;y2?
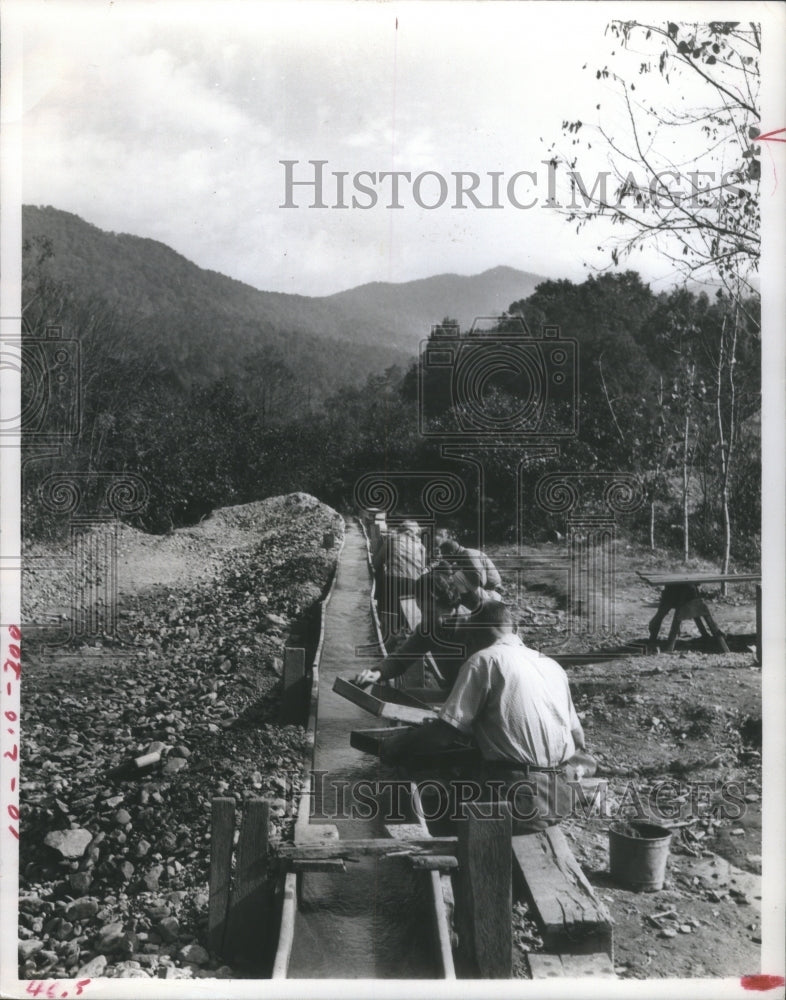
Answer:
21;209;760;568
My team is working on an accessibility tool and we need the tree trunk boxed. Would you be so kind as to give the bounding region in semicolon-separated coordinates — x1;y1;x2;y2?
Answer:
681;363;695;564
716;311;738;595
650;499;656;551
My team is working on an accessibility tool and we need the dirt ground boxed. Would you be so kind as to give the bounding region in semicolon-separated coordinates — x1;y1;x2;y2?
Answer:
486;538;762;979
18;513;762;981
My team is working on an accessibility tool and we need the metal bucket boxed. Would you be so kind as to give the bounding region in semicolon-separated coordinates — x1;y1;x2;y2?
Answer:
609;821;672;892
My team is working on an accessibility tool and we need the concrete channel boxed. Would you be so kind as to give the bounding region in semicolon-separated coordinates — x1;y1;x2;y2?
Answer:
281;520;441;978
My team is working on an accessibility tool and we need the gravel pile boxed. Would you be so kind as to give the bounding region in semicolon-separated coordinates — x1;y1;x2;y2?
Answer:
19;494;344;980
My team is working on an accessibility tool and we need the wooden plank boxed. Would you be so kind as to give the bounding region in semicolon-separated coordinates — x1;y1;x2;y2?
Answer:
350;726;412;755
276;835;457;861
208;797;236;957
638;572;760;586
512;827;613;958
280;647;306;724
455;801;512;978
271;872;297;979
399;785;456;979
224;798;270;966
528;952;616;978
411;855;459;871
291;858;347;873
333;676;437;724
385;823;428;841
378;701;438;724
756;584;762;665
396;686;447;704
368;683;433;710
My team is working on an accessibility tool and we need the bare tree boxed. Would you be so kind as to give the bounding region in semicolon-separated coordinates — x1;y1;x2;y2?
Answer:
553;20;760;303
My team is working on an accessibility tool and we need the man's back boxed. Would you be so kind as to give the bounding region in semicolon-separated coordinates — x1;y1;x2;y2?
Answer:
438;634;579;767
382;531;427;580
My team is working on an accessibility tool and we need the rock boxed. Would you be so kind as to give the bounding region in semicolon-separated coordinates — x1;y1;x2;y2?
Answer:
18;939;44;959
146;901;171;921
679;924;692;933
74;955;106;979
143;865;164;891
115;809;132;826
66;898;99;922
659;928;677;938
162;757;188;776
179;943;210;966
69;872;93;893
44;828;93;859
173;745;191;758
118;861;135;881
135;839;152;858
96;922;126;952
156;916;180;943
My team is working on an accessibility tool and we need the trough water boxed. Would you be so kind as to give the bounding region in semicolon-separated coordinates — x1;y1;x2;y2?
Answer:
286;522;439;978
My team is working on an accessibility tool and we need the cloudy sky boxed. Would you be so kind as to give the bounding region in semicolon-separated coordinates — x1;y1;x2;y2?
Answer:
6;0;782;296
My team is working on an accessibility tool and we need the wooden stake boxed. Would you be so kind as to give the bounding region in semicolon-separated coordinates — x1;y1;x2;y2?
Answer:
224;798;270;967
756;584;762;665
280;647;306;723
454;801;512;978
208;797;236;956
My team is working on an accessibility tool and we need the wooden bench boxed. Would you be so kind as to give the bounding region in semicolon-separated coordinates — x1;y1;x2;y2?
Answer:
638;572;760;653
511;826;614;978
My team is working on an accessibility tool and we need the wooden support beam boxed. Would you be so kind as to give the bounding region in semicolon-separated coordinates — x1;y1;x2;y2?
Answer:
756;584;762;665
291;858;347;873
224;798;271;968
271;872;297;980
511;827;613;959
410;855;459;871
208;797;236;957
528;952;616;978
276;835;457;862
280;647;306;724
454;801;512;978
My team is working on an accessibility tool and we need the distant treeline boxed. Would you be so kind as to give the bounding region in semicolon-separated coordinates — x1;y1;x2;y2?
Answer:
22;266;760;568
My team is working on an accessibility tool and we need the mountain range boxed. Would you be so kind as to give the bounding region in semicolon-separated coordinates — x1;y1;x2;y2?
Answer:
22;205;547;397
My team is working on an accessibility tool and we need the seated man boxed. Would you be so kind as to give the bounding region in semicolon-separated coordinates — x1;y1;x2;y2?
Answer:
380;601;587;832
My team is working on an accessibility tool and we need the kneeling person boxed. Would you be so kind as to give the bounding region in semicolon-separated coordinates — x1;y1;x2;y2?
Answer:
381;601;586;832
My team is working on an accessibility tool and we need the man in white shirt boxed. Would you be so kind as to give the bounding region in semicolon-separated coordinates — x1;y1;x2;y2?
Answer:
381;601;586;831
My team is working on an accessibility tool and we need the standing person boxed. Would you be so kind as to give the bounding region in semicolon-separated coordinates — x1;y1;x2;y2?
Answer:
372;520;427;636
439;539;502;605
380;601;587;832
